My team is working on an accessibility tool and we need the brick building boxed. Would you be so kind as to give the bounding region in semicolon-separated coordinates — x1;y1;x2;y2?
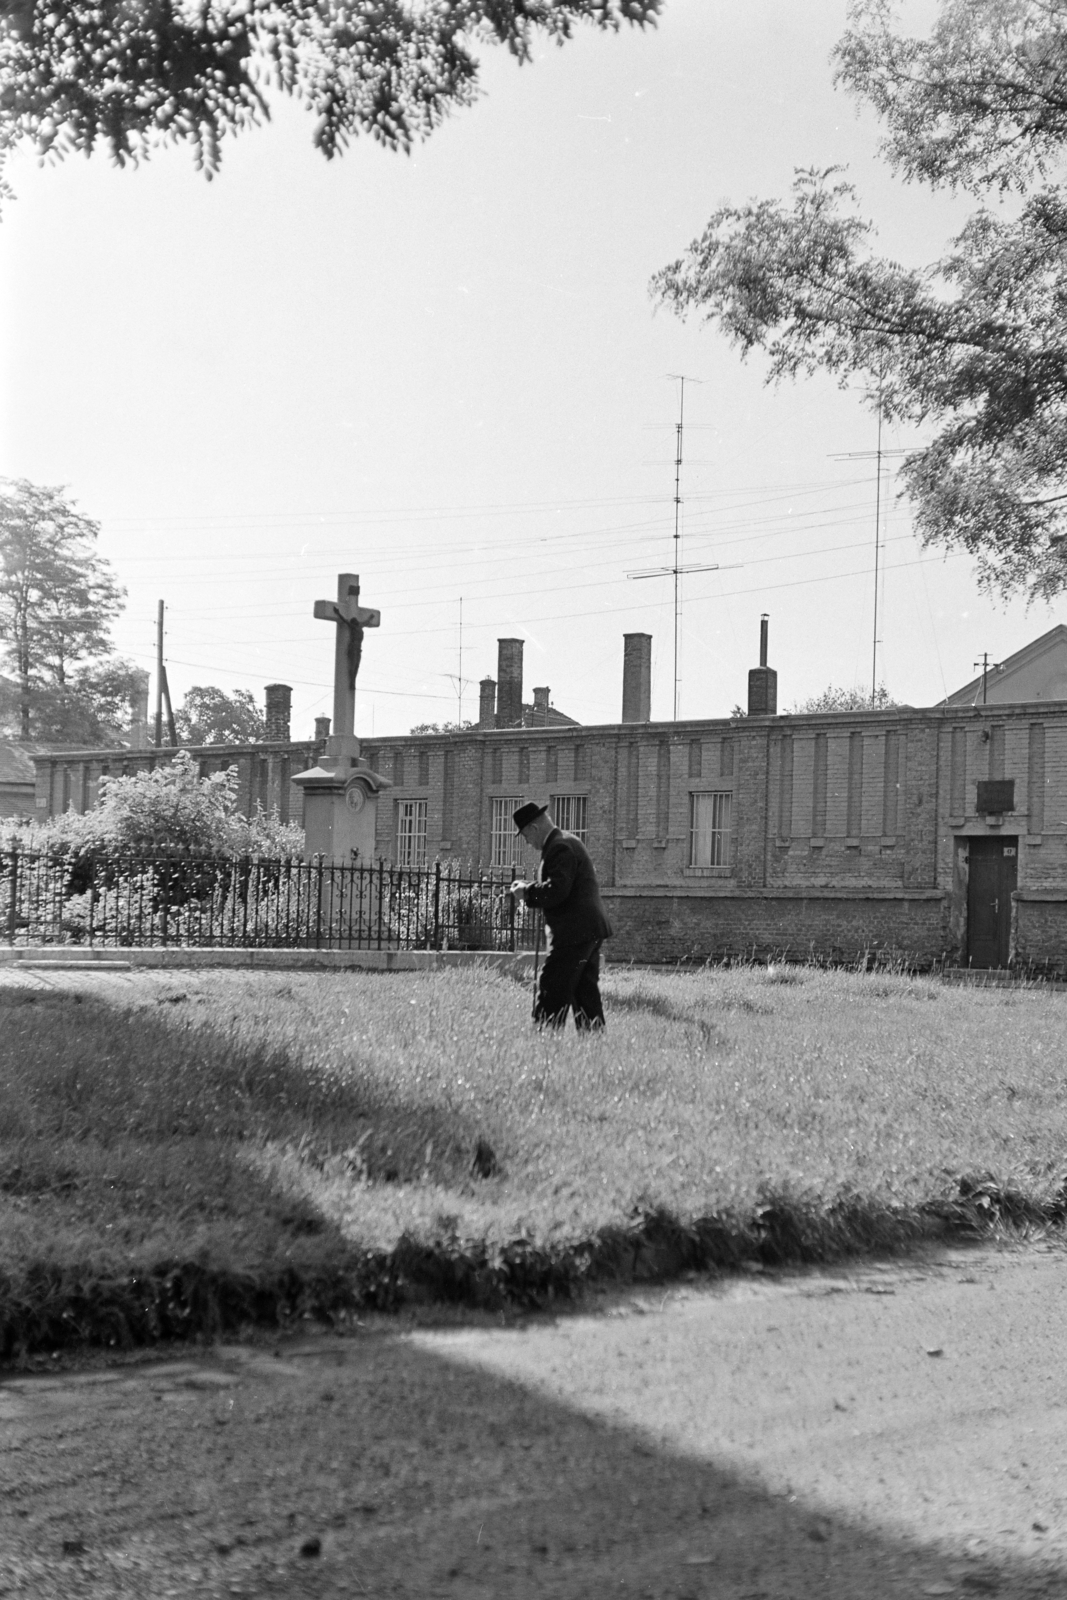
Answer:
355;628;1067;973
31;630;1067;972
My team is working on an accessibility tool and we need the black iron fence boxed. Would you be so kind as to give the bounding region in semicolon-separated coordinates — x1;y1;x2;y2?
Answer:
0;848;542;952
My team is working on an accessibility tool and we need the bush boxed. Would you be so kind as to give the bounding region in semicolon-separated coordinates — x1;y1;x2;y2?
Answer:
0;750;304;858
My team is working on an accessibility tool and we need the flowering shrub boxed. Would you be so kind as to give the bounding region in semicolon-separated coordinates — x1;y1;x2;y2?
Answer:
0;750;304;858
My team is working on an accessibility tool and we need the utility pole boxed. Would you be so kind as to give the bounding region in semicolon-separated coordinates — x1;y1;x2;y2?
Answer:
974;652;994;705
154;600;178;746
154;600;164;748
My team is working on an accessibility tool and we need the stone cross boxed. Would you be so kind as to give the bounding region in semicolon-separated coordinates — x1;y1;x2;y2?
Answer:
313;573;380;739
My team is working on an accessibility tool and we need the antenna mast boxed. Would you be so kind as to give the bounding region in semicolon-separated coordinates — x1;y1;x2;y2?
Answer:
672;375;686;720
872;392;883;701
628;375;741;715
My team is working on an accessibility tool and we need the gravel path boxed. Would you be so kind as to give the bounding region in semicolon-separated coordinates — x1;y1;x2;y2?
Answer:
2;1243;1065;1598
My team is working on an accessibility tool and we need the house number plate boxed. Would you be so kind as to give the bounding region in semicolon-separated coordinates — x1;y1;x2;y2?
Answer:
1003;847;1016;856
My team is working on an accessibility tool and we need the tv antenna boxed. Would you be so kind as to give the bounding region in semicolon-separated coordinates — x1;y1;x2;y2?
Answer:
832;397;906;700
628;375;740;719
443;596;476;727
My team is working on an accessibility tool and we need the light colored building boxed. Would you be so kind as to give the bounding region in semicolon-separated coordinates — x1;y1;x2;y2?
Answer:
0;743;37;819
941;623;1067;707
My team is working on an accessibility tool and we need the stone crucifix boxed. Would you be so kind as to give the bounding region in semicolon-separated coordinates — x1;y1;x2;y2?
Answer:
313;573;381;738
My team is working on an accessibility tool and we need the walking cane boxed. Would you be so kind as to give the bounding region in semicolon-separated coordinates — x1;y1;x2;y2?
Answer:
531;910;543;1018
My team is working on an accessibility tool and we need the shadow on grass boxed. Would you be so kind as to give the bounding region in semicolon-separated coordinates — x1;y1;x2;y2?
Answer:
607;988;732;1046
0;1325;1060;1599
0;985;487;1183
0;985;498;1358
2;984;1065;1362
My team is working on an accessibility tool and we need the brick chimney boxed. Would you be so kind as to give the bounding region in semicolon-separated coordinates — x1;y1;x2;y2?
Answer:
478;678;497;729
496;638;524;728
264;683;292;742
314;715;331;745
622;634;652;723
747;614;778;715
127;669;150;749
532;686;551;724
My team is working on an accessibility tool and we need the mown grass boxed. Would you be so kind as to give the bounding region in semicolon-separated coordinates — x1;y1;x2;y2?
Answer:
2;963;1066;1350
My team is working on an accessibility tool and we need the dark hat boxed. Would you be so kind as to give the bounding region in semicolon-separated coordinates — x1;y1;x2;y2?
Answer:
513;801;548;832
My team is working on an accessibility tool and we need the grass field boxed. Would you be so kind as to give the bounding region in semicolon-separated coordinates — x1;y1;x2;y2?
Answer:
2;963;1066;1347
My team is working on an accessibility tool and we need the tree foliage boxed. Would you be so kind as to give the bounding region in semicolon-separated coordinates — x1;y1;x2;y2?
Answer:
0;0;659;195
409;719;476;735
30;749;304;855
787;683;900;714
0;476;141;743
651;0;1067;603
176;685;266;745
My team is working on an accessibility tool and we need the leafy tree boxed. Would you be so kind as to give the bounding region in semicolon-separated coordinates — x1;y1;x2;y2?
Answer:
176;685;266;745
651;0;1067;603
409;719;476;735
1;660;147;745
787;684;900;714
0;477;137;742
0;0;659;198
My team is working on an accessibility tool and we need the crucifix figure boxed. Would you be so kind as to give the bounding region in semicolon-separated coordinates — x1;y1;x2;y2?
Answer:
313;573;381;739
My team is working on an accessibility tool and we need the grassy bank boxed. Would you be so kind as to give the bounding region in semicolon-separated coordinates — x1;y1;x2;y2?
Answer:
2;964;1065;1352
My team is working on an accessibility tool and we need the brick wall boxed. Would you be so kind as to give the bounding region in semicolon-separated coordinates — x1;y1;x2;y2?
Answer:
32;698;1067;968
361;698;1067;966
602;889;949;967
1014;895;1067;977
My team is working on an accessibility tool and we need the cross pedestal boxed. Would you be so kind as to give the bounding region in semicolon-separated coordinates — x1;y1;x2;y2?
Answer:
291;572;391;862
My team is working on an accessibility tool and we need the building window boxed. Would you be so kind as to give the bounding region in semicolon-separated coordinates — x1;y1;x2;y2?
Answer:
689;791;732;868
553;794;588;841
490;796;522;868
397;799;427;866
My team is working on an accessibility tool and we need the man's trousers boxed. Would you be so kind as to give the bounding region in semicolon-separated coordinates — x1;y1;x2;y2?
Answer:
533;939;605;1030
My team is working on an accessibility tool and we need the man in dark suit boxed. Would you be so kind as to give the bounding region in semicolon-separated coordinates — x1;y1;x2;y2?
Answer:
509;801;613;1030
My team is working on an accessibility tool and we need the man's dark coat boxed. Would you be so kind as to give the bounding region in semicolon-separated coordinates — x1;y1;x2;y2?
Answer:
521;827;613;946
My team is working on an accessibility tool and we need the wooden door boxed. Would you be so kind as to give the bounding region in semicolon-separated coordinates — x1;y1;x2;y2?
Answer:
966;837;1018;968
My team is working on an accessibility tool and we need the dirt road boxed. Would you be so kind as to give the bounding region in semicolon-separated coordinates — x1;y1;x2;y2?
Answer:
1;1241;1065;1599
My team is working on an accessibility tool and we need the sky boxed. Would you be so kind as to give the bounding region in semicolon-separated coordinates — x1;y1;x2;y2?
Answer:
1;0;1062;739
